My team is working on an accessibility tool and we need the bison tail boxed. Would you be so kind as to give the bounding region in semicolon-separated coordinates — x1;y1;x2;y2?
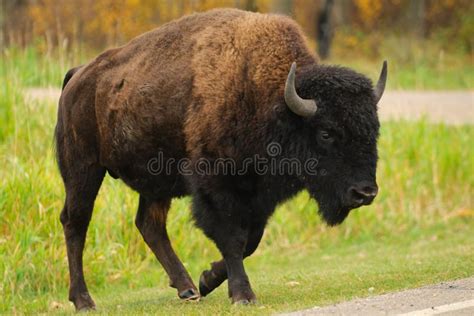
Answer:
61;66;82;91
55;65;82;169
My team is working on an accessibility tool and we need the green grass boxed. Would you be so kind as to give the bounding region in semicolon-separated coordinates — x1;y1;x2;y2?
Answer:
0;46;87;88
326;31;474;90
62;222;474;315
327;33;474;90
1;46;473;314
333;55;474;91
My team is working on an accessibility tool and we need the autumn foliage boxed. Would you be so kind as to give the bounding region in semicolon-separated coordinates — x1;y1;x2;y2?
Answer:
1;0;472;54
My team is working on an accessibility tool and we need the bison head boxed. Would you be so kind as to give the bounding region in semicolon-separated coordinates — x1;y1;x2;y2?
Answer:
283;61;387;225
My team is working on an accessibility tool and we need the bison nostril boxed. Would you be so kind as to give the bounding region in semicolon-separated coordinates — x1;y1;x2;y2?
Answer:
360;185;378;197
350;188;365;203
348;184;378;206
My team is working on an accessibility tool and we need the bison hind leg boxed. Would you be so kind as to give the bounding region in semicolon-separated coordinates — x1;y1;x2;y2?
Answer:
135;196;200;301
58;163;106;311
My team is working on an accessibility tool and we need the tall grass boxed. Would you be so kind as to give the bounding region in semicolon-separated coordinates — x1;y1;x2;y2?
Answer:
0;46;88;88
329;35;474;90
0;47;473;313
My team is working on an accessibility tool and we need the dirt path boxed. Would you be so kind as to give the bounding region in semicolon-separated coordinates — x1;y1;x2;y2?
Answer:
25;87;61;101
379;91;473;125
25;88;473;125
284;277;474;316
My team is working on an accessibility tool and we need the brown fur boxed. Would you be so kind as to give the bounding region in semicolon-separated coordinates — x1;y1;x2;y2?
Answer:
148;199;168;225
56;8;380;309
57;9;318;309
186;10;316;160
60;9;316;189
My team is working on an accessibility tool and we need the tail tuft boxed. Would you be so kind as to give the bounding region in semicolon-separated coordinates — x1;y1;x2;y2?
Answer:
62;66;82;91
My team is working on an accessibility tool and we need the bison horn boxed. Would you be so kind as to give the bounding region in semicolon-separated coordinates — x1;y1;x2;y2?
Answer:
284;62;317;117
374;60;388;103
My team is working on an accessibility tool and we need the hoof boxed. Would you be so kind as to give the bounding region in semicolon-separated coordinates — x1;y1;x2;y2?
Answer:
230;289;257;305
77;305;96;313
178;288;200;301
232;298;257;305
199;272;212;297
73;292;96;312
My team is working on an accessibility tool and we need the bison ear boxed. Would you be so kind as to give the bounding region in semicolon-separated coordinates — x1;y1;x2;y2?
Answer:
284;62;318;117
374;60;387;103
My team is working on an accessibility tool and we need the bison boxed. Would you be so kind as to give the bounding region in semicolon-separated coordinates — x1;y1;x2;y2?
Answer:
55;8;387;310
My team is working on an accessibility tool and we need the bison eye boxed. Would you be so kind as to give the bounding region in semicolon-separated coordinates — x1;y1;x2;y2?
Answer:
319;130;334;143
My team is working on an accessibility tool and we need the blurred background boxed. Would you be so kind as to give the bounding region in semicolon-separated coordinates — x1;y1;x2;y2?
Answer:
1;0;473;89
0;1;473;314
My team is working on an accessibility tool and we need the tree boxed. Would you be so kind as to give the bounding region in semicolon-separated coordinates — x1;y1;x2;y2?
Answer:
316;0;334;59
272;0;293;15
408;0;425;38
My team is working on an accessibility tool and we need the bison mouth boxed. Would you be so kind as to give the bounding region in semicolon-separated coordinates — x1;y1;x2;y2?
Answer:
310;190;353;226
318;203;351;226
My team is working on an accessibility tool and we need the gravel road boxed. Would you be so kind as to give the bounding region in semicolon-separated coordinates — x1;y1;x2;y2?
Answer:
379;91;473;125
284;277;474;316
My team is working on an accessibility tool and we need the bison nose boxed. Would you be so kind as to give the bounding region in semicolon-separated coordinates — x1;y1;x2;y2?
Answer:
348;182;378;207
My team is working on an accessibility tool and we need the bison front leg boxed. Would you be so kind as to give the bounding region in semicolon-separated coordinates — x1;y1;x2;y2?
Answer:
199;223;265;297
197;214;258;304
135;196;199;300
217;226;257;304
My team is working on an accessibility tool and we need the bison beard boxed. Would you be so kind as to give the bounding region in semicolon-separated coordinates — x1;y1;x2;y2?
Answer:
55;8;386;310
309;174;353;226
321;206;351;226
313;191;352;226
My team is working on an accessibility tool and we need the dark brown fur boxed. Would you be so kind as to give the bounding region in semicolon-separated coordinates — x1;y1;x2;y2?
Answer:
56;8;381;309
